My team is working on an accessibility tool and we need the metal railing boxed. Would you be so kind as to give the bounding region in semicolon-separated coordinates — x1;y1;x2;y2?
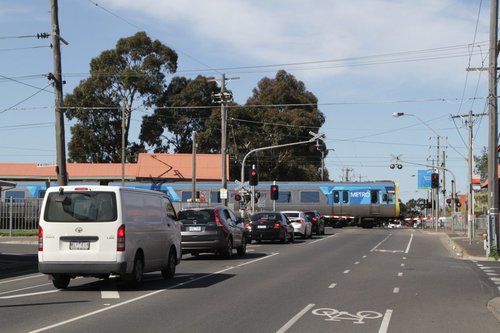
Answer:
0;197;43;235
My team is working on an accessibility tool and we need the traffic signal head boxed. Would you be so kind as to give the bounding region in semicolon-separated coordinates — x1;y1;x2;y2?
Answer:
270;185;279;200
249;169;258;186
455;198;462;208
431;173;439;188
234;193;242;201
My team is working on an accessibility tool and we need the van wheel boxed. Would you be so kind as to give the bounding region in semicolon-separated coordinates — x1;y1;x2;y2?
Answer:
161;249;176;280
52;274;70;289
124;253;144;287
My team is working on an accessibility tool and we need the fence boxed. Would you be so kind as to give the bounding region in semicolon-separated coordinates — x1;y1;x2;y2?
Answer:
0;197;43;234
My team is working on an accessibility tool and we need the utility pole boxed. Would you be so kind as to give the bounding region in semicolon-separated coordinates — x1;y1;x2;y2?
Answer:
212;73;238;206
488;0;499;255
51;0;68;186
192;131;197;202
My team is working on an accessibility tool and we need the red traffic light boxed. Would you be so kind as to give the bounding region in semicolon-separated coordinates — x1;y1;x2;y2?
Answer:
270;185;279;200
234;193;242;201
249;169;258;186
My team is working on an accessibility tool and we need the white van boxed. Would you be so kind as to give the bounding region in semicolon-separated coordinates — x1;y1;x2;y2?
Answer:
38;185;182;289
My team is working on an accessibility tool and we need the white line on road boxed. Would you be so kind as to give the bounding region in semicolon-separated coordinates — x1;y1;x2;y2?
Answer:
371;234;392;252
29;252;279;333
354;261;360;265
0;273;44;285
401;263;405;267
0;289;60;299
307;234;336;245
328;283;337;289
275;303;315;333
405;234;414;253
378;309;393;333
398;272;403;277
0;282;53;296
393;287;400;294
344;270;350;274
101;290;120;299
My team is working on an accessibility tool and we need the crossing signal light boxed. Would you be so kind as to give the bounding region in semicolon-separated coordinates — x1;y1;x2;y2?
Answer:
249;169;258;186
431;173;439;188
270;185;279;200
455;198;462;208
234;193;242;201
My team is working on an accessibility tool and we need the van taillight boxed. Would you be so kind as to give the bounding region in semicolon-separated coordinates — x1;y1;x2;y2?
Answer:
214;209;223;227
38;226;43;251
117;225;125;251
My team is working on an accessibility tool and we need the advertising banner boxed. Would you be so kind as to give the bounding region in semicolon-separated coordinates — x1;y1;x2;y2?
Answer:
418;169;432;189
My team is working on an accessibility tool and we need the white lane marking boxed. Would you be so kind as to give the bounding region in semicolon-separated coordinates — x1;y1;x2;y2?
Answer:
405;234;413;253
354;261;360;265
344;270;350;274
362;255;367;259
0;274;45;285
378;309;393;333
328;283;337;289
275;303;315;333
371;234;392;252
0;282;53;296
400;263;405;267
237;252;279;267
402;257;407;260
29;253;279;333
397;272;403;277
101;290;120;299
0;289;60;299
307;234;336;245
393;287;400;294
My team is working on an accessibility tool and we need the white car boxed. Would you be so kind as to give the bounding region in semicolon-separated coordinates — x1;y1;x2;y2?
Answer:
281;211;313;239
387;221;403;229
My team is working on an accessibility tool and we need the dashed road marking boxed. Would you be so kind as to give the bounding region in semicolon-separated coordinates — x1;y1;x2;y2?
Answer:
393;287;400;294
328;283;337;289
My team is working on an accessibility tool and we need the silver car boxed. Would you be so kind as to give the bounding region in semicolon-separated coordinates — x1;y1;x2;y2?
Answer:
179;206;246;258
281;210;313;239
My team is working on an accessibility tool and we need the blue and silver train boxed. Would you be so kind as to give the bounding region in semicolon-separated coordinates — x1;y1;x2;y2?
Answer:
2;180;400;228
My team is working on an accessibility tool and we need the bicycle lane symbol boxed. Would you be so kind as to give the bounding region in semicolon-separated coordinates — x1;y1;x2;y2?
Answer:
312;307;382;324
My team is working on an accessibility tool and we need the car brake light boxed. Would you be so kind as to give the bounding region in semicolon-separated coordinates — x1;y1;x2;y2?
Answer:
38;226;43;251
117;225;125;251
245;222;251;229
297;218;304;224
274;222;281;229
74;187;90;191
312;217;318;222
214;209;224;227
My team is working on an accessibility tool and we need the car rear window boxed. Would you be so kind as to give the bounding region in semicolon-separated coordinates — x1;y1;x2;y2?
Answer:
44;191;117;222
283;212;299;218
178;209;214;225
251;213;281;222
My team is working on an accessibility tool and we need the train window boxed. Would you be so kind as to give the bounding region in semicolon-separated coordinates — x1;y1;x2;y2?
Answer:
370;190;379;204
300;191;319;203
333;191;340;204
277;191;291;203
342;191;349;204
211;191;221;203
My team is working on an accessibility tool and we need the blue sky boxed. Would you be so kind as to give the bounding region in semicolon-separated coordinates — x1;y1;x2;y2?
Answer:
0;0;492;202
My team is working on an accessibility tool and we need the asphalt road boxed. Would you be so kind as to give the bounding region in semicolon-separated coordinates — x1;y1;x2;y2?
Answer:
0;228;499;332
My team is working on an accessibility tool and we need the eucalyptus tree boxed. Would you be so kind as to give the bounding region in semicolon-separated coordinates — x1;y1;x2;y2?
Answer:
64;32;178;162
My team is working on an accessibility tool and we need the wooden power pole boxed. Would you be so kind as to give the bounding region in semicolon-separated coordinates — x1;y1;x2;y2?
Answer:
51;0;68;186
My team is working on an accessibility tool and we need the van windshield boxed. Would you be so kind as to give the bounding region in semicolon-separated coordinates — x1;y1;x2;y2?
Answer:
44;191;117;222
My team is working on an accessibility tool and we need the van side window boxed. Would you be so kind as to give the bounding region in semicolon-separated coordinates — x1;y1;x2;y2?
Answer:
163;197;177;220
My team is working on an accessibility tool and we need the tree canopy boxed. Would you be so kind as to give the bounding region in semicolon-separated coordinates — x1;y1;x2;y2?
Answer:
64;31;178;162
64;33;328;181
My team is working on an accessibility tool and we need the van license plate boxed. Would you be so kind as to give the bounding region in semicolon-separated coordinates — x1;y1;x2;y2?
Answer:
189;226;202;232
70;241;90;250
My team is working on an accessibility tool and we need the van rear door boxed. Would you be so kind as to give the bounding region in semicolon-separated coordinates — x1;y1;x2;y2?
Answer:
39;188;119;262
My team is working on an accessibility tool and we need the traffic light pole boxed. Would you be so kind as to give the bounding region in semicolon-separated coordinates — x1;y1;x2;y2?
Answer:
240;132;325;185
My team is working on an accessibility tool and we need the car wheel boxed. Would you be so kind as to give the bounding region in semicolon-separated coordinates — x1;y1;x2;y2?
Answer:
289;230;294;243
124;253;144;287
161;248;177;280
221;238;233;259
52;274;70;289
237;236;247;256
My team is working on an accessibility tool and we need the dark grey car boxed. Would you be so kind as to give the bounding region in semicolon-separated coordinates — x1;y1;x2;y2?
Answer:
179;206;246;258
